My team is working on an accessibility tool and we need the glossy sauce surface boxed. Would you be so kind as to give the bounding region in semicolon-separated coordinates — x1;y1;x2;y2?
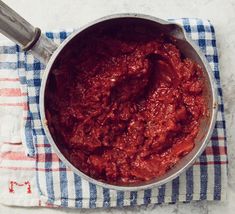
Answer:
46;28;206;184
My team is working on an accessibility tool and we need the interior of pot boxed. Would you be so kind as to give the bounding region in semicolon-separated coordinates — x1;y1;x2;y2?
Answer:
44;16;216;189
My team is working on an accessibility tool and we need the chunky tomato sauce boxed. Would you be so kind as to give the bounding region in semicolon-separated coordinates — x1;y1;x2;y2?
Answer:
46;26;206;184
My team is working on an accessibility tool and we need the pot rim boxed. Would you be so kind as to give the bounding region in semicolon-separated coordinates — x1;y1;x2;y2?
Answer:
39;13;218;191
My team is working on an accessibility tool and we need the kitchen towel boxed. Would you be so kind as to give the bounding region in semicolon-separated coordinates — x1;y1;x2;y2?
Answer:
0;18;228;208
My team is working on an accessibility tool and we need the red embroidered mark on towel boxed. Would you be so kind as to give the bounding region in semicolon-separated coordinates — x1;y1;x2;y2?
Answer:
9;181;32;194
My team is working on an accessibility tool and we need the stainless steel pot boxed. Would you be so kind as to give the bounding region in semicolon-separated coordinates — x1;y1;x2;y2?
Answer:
0;0;217;191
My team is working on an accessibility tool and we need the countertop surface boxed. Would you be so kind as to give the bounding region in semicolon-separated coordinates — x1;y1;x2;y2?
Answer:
0;0;234;213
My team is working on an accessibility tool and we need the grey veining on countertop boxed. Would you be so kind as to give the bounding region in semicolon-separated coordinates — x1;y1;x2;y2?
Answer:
0;0;235;213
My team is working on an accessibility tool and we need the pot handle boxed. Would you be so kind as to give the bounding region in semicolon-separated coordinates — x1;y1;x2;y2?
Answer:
0;0;58;64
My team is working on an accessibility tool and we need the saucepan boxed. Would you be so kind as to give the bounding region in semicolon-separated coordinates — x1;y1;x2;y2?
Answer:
0;0;217;191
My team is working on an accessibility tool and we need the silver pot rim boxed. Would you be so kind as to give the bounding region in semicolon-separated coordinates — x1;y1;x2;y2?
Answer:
39;13;218;191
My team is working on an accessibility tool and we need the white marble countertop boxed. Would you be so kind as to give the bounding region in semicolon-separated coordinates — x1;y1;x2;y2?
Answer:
0;0;234;213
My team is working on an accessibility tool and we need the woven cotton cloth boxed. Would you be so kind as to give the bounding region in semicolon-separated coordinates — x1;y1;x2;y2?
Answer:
0;18;227;208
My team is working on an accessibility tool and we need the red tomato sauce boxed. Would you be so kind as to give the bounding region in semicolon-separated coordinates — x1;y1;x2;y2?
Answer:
45;28;206;184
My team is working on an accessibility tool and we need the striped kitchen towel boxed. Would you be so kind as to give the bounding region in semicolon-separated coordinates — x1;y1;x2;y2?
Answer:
0;18;228;208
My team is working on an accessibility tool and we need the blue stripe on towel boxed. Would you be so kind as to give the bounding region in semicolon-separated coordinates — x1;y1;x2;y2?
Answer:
59;161;68;207
182;18;192;33
89;183;97;208
199;155;208;200
103;188;110;208
157;184;166;204
44;138;55;204
130;191;137;206
186;167;194;201
211;128;221;200
117;191;124;207
74;174;83;208
144;189;152;205
171;177;180;202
